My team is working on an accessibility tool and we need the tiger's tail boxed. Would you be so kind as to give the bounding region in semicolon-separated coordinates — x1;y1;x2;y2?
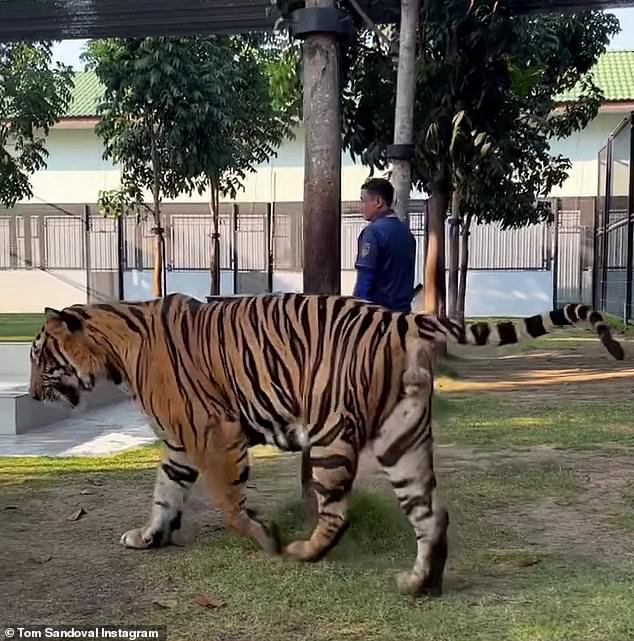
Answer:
410;282;625;361
462;304;625;360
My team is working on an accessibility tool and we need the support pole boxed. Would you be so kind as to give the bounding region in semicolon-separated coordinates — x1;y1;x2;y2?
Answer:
293;2;349;515
625;112;634;324
299;0;342;295
447;190;460;318
389;0;420;223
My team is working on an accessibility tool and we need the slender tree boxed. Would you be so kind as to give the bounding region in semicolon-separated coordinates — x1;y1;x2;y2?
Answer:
87;36;291;297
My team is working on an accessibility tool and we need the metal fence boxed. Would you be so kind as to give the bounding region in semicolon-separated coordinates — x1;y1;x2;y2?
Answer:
0;196;592;306
595;113;634;320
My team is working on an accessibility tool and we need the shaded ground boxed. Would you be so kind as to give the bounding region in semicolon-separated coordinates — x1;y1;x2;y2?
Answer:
1;329;634;640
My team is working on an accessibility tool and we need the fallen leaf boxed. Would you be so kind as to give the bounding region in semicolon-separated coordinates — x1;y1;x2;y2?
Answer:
152;597;177;609
32;554;52;564
80;489;95;495
517;557;541;568
67;507;86;521
192;593;225;609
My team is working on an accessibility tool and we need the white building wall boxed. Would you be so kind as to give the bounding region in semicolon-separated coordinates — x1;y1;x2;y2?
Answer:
548;112;626;198
24;128;120;205
23;114;627;206
7;112;628;317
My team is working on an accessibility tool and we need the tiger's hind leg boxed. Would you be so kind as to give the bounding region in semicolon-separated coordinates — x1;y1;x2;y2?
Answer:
199;419;280;555
372;338;449;596
285;434;358;562
121;444;198;549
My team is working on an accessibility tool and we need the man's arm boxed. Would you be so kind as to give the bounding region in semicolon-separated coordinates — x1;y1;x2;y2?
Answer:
353;227;380;301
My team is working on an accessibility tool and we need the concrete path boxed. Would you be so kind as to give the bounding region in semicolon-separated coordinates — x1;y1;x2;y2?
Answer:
0;399;156;457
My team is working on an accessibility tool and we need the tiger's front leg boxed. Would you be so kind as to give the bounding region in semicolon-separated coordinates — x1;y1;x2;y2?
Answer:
200;419;280;555
121;445;198;549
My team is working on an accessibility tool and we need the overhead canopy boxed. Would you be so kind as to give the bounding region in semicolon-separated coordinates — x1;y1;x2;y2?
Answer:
0;0;632;41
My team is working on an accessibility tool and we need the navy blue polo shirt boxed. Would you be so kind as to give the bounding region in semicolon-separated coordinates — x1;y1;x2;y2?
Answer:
353;211;416;313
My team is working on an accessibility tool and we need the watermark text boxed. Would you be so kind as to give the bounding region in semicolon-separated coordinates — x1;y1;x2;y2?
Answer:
3;626;166;641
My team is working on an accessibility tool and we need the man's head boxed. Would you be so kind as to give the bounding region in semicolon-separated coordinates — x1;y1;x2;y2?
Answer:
360;178;394;221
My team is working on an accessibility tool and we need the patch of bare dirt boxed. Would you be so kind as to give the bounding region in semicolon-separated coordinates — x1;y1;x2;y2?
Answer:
0;473;224;625
1;339;634;625
443;335;634;402
488;451;634;562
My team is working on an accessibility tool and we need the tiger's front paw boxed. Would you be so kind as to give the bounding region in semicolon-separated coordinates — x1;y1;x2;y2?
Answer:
120;527;167;549
284;540;316;562
396;570;442;597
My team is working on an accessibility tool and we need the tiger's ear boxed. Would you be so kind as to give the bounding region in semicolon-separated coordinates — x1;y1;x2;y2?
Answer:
45;307;61;321
44;307;83;333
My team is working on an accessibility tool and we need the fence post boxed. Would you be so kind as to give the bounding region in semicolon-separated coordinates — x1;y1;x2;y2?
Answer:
23;212;33;269
232;203;239;295
602;134;613;312
626;113;634;324
8;212;18;269
83;204;91;302
267;202;274;293
552;199;560;310
592;193;598;310
117;213;125;301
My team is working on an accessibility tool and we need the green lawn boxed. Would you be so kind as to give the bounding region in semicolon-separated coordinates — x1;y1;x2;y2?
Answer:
1;338;633;641
434;394;634;450
0;313;43;342
4;444;633;641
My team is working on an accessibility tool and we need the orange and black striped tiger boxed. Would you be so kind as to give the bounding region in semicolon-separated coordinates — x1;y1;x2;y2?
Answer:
28;293;624;596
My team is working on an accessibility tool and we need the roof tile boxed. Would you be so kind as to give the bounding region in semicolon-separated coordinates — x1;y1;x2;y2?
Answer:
556;50;634;103
62;49;634;118
66;70;103;117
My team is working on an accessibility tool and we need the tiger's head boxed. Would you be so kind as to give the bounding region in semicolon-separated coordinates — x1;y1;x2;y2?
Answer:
29;306;122;407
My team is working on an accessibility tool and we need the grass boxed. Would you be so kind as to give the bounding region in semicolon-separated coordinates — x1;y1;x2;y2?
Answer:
0;442;162;486
613;487;634;533
2;335;634;641
433;393;634;451
4;448;633;641
140;460;632;641
0;312;43;342
0;442;295;486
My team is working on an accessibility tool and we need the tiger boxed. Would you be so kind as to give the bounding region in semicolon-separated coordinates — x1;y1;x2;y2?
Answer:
28;292;625;597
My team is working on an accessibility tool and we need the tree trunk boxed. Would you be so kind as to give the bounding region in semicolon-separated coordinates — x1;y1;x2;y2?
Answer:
152;227;164;298
447;188;460;319
457;212;473;324
391;0;420;223
150;193;164;298
424;188;448;314
302;0;341;295
209;179;221;297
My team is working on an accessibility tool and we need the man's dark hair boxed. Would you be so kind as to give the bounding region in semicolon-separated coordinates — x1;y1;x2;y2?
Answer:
362;178;394;207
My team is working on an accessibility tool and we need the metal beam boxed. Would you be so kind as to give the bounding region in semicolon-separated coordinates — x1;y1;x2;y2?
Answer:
0;0;632;42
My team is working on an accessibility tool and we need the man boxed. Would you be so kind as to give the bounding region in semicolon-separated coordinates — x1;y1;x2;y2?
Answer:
353;177;416;313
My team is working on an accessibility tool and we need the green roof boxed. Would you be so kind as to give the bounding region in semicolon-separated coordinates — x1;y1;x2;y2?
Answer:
63;50;634;118
556;50;634;103
66;70;103;117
